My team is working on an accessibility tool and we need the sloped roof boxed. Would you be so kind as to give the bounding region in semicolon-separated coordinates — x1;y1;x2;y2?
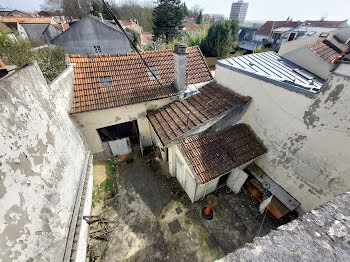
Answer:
304;20;348;27
53;23;69;31
180;124;266;183
217;52;324;95
0;17;52;23
147;81;250;146
69;46;212;114
308;41;343;65
256;21;300;36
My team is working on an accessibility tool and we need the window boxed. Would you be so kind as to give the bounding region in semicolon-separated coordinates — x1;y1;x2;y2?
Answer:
271;32;282;40
288;33;296;41
100;76;113;87
147;66;161;80
93;45;101;53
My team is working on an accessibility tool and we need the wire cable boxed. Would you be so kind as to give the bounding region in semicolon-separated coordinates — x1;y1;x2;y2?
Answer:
101;0;164;89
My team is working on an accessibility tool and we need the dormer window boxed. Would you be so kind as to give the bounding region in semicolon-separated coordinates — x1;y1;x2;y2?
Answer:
100;76;113;87
147;66;161;80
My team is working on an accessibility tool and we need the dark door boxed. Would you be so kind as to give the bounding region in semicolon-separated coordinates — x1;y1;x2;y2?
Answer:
217;172;230;188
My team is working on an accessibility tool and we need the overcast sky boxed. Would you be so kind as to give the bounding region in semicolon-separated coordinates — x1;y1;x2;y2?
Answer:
1;0;349;21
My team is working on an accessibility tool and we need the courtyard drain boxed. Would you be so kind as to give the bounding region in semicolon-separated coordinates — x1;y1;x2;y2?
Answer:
168;219;182;235
206;234;219;248
176;207;183;214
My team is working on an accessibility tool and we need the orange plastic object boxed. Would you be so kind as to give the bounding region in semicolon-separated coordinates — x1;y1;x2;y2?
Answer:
204;205;212;216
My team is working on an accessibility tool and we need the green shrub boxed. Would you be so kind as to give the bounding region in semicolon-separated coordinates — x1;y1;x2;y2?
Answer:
0;31;66;82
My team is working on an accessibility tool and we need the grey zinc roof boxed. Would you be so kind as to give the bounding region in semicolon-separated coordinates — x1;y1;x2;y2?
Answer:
217;51;324;96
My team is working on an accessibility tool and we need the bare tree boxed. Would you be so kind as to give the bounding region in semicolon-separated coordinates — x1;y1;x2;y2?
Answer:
41;0;62;11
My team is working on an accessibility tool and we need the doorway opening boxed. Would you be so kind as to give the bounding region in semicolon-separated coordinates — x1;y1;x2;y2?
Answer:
97;120;139;146
217;172;230;188
97;120;140;157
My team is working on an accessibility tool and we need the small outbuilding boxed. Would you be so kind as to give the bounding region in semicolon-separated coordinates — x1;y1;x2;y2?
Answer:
174;124;266;202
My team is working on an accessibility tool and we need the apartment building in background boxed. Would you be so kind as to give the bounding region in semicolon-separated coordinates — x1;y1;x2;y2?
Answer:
230;0;249;24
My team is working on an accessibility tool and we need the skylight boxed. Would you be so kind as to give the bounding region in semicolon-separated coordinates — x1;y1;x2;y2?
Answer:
100;76;113;87
147;66;161;80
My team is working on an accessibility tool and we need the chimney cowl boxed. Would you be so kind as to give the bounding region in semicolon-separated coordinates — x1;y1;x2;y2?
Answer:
174;43;187;55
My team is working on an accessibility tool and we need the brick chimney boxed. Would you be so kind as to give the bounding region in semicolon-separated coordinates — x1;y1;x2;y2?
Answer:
173;43;188;99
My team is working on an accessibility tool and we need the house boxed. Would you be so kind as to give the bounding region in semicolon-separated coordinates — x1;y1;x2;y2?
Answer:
254;20;301;43
282;39;343;79
215;52;350;212
279;27;350;79
51;16;132;54
0;62;92;261
119;19;143;35
255;19;348;50
238;25;260;52
0;16;57;24
0;21;27;40
0;17;64;45
161;123;266;202
20;23;62;45
68;45;213;157
37;10;66;23
0;8;35;17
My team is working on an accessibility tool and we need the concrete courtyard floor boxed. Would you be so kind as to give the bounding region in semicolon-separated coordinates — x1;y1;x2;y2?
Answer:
90;150;295;262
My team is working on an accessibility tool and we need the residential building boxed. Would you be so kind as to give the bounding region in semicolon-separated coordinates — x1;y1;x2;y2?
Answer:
51;16;132;54
216;52;350;212
279;27;350;79
0;62;92;261
254;19;349;50
68;45;213;157
118;19;143;35
0;7;35;17
230;0;249;24
0;17;66;45
238;25;260;52
20;23;62;45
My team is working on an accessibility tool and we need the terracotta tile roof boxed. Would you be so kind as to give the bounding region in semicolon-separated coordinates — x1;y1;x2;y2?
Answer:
0;17;52;24
148;81;250;146
304;20;348;27
53;23;70;31
69;46;212;114
180;123;266;183
256;21;300;36
308;41;343;65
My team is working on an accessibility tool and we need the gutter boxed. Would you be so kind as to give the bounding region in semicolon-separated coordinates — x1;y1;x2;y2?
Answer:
63;152;93;262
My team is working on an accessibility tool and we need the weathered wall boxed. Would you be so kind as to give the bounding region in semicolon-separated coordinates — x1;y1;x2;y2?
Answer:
282;47;331;79
52;16;131;54
216;63;350;212
278;34;319;55
0;63;88;261
217;190;350;262
71;96;177;155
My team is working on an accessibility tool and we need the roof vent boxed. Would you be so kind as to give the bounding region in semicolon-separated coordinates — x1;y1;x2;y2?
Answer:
147;66;161;80
249;62;254;66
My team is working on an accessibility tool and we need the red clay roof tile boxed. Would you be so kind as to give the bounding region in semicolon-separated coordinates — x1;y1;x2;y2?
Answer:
69;46;212;114
180;124;266;183
308;41;343;65
148;81;249;146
